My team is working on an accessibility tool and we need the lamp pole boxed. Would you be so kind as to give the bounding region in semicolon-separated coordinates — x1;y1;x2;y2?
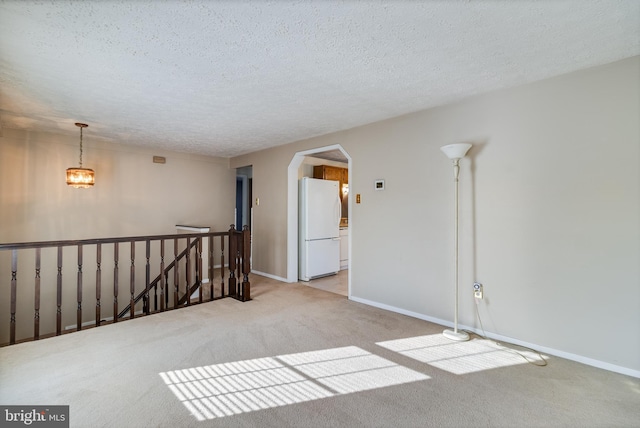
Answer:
441;143;472;342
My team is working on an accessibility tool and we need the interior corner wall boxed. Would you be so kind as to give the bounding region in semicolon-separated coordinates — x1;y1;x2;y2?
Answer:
231;56;640;373
0;129;236;242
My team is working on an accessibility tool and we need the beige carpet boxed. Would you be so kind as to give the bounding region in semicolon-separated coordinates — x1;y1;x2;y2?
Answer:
1;275;638;428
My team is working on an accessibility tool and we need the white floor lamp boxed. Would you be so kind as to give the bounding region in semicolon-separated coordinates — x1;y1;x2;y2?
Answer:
441;143;472;342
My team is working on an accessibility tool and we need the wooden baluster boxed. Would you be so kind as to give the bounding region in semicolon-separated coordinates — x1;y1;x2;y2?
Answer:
152;241;158;312
185;237;191;306
220;234;225;297
130;241;135;319
113;243;119;323
34;248;41;339
228;225;237;297
242;226;251;301
164;272;169;309
96;244;102;327
77;245;83;331
174;238;179;308
145;239;150;315
56;246;63;335
160;239;165;311
10;250;17;345
208;235;214;301
197;238;203;303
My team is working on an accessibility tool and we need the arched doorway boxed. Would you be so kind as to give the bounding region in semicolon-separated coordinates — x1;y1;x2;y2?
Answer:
287;145;352;297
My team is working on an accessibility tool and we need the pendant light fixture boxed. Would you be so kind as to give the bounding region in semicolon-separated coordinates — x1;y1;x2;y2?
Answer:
441;143;472;342
66;123;95;188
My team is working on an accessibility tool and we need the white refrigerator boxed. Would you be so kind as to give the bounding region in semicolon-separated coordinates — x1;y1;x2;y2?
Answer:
299;177;341;281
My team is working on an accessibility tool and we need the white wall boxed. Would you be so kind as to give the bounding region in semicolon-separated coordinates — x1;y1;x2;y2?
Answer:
0;129;235;241
232;57;640;374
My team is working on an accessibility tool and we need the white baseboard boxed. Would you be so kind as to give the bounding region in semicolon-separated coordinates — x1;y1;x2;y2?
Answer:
349;296;640;379
251;270;290;283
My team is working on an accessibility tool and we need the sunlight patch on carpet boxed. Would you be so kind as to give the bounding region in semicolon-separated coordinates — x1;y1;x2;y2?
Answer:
159;346;429;421
376;334;545;375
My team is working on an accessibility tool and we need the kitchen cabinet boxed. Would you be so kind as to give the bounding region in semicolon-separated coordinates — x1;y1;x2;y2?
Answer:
313;165;348;190
339;227;349;270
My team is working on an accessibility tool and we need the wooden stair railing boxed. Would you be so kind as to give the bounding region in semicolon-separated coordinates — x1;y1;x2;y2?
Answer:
0;225;251;346
118;237;200;319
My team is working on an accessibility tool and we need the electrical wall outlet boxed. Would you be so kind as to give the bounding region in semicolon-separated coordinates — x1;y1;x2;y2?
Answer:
473;282;483;299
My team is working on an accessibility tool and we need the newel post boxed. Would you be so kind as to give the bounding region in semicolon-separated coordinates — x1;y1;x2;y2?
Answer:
228;225;237;296
241;225;251;301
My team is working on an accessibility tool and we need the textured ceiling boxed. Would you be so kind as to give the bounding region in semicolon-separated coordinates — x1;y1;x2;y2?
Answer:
1;1;638;158
309;149;348;163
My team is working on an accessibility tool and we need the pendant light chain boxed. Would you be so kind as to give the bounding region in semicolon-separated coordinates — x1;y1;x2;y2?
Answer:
79;125;84;168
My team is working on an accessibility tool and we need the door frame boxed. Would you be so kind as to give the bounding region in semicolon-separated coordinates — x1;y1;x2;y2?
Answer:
286;145;352;296
236;174;249;229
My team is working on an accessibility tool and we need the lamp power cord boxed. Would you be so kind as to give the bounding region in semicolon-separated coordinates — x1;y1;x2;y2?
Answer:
466;297;548;367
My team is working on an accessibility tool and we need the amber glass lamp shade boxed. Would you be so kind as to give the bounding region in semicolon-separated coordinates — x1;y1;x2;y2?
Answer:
66;167;95;188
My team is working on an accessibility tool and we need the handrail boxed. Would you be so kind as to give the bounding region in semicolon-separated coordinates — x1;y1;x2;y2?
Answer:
117;238;199;319
0;225;251;346
0;231;225;250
